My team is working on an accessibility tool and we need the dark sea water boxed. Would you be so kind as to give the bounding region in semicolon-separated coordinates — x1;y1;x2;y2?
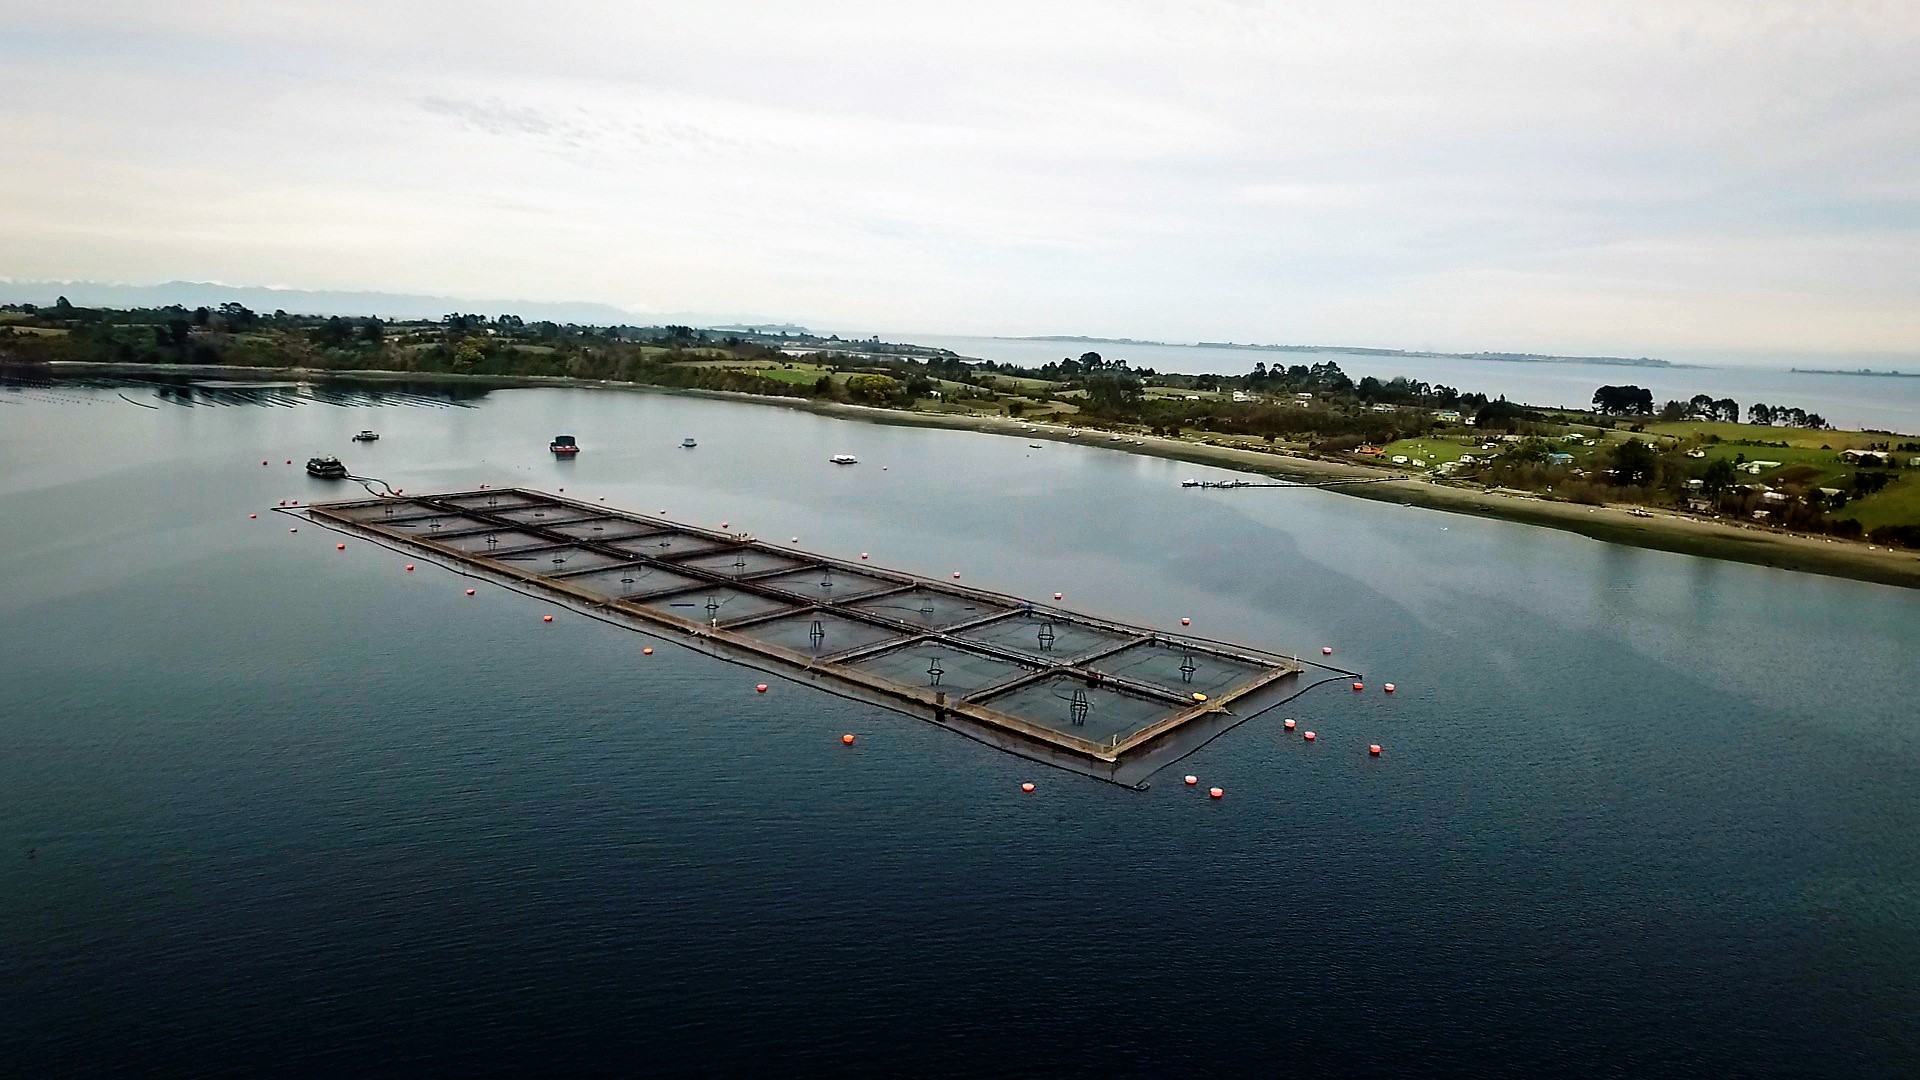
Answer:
2;376;1917;1078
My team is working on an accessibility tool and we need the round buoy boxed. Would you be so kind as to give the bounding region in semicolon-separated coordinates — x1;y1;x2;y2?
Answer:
277;500;286;506
336;543;345;550
1322;646;1333;655
285;460;291;465
1184;775;1198;785
1384;683;1397;693
1284;718;1296;731
755;683;769;694
860;552;869;560
1209;787;1224;799
1352;681;1364;692
262;460;269;466
790;536;799;543
542;614;554;623
642;646;654;655
841;733;855;745
1053;592;1063;600
405;564;415;572
465;588;476;596
289;527;298;533
1192;692;1208;702
288;500;298;507
248;513;257;519
557;487;563;492
1369;744;1382;756
1180;617;1191;626
952;571;961;579
1304;730;1316;741
720;521;730;529
1021;782;1035;793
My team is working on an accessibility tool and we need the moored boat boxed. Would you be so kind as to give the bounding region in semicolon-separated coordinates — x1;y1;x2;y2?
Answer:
829;453;858;465
306;456;348;479
550;434;579;456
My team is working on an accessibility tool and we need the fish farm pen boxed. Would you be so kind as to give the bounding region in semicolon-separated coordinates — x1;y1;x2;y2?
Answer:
304;488;1331;785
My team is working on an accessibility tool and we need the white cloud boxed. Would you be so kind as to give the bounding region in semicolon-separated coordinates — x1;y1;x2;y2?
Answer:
0;0;1916;354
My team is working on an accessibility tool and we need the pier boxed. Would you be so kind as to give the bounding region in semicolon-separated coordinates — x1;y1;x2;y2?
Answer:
303;487;1318;784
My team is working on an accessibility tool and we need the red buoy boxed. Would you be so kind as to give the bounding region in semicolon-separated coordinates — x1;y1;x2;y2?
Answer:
1180;617;1191;626
1184;775;1198;786
465;588;476;596
860;552;869;560
1209;787;1224;799
841;733;855;745
542;614;554;622
1021;782;1035;793
755;683;769;694
1352;681;1364;692
285;459;291;465
336;543;345;550
1303;730;1316;741
405;564;415;572
720;521;730;529
952;571;961;579
248;513;257;519
1284;718;1296;731
1370;744;1382;756
1322;646;1333;655
1384;683;1397;693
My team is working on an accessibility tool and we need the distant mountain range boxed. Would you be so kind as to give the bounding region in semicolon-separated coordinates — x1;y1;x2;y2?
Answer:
1010;335;1677;368
0;280;806;331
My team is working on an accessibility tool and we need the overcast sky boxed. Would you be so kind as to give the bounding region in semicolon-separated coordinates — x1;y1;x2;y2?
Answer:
1;1;1915;356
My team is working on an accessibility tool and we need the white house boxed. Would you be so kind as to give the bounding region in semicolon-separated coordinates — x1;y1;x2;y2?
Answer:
1435;410;1462;423
1840;449;1890;465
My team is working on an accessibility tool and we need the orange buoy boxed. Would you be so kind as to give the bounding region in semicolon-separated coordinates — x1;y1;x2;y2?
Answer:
1192;692;1208;702
405;564;415;572
1303;730;1316;741
1322;646;1333;655
1283;718;1296;731
1384;683;1396;693
1021;782;1035;793
1180;617;1191;626
642;646;654;655
1184;774;1198;786
755;683;769;694
1369;744;1382;756
1352;681;1364;691
1209;787;1224;799
841;733;855;745
542;614;553;622
336;543;346;550
465;588;476;596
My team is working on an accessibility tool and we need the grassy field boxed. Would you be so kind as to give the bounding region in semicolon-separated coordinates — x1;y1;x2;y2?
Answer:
1378;436;1474;466
1643;420;1882;449
1843;475;1920;530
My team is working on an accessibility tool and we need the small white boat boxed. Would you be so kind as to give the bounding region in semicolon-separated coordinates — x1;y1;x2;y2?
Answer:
681;437;698;448
829;454;859;465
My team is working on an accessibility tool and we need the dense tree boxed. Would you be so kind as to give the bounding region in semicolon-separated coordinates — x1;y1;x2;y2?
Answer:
1592;385;1654;415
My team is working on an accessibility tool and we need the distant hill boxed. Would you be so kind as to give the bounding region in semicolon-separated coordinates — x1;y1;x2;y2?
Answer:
0;280;643;324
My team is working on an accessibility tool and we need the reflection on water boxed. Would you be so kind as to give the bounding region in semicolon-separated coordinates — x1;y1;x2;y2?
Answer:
0;372;496;409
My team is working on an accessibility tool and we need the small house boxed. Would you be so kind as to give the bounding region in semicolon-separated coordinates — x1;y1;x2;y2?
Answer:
1435;410;1462;423
1840;449;1890;465
1762;491;1789;503
1684;478;1704;490
1546;452;1574;466
1294;392;1313;401
1390;455;1409;465
1370;403;1396;413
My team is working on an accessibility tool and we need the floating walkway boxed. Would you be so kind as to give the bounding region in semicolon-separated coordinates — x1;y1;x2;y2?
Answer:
304;488;1329;785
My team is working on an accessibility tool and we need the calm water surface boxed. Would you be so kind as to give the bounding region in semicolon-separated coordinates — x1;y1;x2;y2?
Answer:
2;377;1917;1077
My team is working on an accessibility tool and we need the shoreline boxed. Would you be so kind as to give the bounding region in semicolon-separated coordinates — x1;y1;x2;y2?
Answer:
49;360;1920;589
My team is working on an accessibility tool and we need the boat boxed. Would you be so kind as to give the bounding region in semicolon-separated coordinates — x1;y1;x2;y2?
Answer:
1028;443;1043;449
352;430;379;442
550;434;580;456
681;438;698;449
829;454;859;465
305;456;348;479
